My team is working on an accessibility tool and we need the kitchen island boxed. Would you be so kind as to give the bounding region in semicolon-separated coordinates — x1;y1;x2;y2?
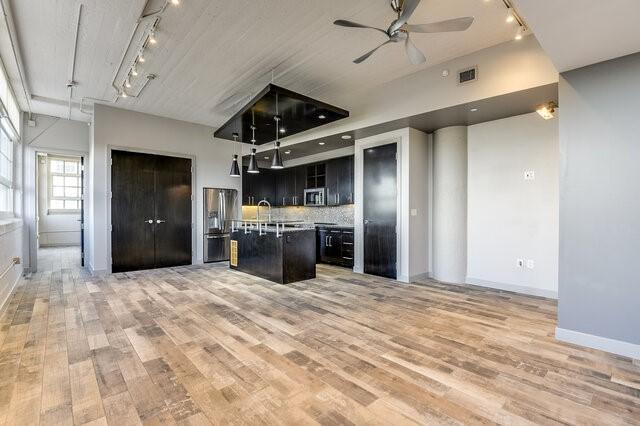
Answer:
230;220;316;284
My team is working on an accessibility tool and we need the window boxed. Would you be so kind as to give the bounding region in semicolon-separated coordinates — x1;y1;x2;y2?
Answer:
48;157;82;213
0;128;12;214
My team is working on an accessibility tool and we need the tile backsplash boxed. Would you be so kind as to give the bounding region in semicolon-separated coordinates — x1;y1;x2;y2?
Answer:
242;204;354;226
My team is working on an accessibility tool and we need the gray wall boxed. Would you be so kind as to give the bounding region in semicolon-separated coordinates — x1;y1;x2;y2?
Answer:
558;52;640;345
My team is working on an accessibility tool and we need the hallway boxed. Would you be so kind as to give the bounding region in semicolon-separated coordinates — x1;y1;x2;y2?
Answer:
37;246;81;273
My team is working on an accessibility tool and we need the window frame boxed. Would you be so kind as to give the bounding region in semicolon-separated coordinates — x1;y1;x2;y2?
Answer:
0;126;13;217
47;156;82;214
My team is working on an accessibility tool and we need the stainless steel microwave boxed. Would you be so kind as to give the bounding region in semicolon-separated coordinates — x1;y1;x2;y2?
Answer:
304;188;326;206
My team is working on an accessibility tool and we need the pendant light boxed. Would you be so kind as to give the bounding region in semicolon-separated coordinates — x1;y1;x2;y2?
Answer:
247;117;260;174
271;93;284;169
229;132;240;177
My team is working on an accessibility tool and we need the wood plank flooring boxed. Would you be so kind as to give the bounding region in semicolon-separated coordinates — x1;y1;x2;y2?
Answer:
0;262;639;425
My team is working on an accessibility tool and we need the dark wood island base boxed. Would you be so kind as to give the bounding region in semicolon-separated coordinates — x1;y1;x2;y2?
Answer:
230;228;316;284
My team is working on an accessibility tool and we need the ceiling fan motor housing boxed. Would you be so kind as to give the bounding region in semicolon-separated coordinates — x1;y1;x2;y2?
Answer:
391;0;404;13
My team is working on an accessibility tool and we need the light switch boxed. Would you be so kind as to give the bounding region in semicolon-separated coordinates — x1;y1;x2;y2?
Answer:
526;259;535;269
410;209;418;216
524;170;535;180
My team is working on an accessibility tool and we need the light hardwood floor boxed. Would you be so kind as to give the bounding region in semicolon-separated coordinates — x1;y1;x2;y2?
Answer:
0;262;638;425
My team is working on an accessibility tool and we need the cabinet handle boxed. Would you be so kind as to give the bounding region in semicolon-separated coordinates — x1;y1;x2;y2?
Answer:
329;236;332;247
342;256;353;260
325;236;329;246
337;193;340;204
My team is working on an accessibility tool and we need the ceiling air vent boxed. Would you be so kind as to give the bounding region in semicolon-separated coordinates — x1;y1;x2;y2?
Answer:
458;66;478;85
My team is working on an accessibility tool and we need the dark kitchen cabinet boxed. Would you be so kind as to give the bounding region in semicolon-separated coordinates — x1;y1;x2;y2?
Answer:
306;163;326;189
326;156;354;206
316;227;354;268
242;167;275;205
242;156;353;207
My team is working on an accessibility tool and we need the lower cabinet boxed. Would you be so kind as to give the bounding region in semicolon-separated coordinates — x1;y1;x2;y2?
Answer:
316;227;354;268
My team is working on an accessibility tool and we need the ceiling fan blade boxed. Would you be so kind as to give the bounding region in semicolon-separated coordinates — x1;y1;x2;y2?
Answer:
405;36;426;65
404;17;475;33
333;20;387;36
398;0;422;26
353;40;393;64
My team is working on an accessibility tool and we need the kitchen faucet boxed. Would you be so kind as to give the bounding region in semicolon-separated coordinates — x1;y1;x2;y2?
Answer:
256;199;272;223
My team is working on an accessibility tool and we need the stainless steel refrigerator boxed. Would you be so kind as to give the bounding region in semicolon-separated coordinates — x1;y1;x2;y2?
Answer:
203;188;238;263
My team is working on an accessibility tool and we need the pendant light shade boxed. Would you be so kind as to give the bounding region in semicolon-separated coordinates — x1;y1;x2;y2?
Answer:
271;111;284;169
271;142;284;169
247;148;260;174
229;154;240;177
229;132;241;177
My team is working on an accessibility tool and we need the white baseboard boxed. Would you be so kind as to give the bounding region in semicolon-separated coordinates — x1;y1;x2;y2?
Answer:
556;327;640;360
465;277;558;299
0;264;23;315
409;272;430;282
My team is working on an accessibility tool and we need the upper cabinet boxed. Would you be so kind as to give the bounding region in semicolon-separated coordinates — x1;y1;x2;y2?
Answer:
242;155;354;207
326;156;354;206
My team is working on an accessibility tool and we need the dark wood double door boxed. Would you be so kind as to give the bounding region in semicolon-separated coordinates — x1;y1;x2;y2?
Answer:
111;150;192;273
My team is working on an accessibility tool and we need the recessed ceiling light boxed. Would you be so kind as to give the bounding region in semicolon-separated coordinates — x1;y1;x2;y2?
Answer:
470;108;478;112
441;69;450;77
341;135;352;140
318;114;326;119
318;142;325;145
284;150;291;154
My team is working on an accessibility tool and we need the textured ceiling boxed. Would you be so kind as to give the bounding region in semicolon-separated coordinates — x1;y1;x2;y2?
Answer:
12;0;522;124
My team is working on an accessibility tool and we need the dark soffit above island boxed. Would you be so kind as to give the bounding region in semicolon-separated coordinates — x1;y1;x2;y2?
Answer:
213;84;349;144
245;82;558;166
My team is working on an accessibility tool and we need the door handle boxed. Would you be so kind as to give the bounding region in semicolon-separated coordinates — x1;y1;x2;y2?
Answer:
329;236;332;247
156;219;166;224
145;219;153;224
325;236;329;246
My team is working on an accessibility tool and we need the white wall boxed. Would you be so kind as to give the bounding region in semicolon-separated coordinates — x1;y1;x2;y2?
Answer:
36;156;81;246
406;128;431;280
0;223;23;311
432;127;468;284
22;114;90;271
90;104;241;273
467;112;559;298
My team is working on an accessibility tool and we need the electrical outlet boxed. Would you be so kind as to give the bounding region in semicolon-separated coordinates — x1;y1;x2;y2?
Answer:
517;259;524;268
526;259;535;269
524;170;535;180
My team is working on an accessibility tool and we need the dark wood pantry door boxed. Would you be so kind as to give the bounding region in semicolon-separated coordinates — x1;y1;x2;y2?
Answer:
363;143;397;279
111;150;192;273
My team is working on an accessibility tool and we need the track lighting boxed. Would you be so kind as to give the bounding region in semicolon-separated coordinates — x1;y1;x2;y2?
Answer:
120;89;128;98
171;0;180;5
149;31;157;45
229;133;241;177
138;53;145;63
125;78;131;88
506;9;515;23
131;66;138;76
514;26;523;40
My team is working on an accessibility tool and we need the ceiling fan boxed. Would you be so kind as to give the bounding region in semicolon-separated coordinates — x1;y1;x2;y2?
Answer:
334;0;474;65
